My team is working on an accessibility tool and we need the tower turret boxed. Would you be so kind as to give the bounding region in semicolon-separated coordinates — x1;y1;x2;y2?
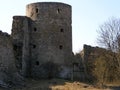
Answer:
26;2;72;78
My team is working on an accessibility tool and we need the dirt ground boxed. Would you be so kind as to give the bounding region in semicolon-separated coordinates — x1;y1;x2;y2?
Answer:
0;78;119;90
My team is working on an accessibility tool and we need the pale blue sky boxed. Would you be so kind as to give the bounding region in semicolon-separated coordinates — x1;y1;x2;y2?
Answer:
0;0;120;53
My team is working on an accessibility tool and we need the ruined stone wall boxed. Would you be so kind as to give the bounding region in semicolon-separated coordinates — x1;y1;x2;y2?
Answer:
0;31;16;73
11;16;31;77
83;44;107;62
82;44;108;80
0;31;25;88
26;2;72;78
0;2;73;86
72;54;86;81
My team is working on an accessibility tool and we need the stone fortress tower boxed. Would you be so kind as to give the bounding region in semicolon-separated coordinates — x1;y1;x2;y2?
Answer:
12;2;72;79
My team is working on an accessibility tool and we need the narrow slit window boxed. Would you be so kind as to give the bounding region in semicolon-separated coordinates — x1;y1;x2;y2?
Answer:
59;45;63;50
33;45;36;48
36;8;39;13
60;28;64;32
57;8;61;14
36;61;39;65
34;27;37;32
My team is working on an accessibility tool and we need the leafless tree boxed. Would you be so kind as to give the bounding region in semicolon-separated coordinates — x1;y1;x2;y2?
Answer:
97;17;120;82
97;17;120;52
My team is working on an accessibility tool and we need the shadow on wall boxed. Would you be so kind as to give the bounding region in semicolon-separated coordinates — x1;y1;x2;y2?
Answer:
109;86;120;90
8;79;71;90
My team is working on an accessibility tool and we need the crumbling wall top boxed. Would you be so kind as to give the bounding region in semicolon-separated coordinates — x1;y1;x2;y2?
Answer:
0;30;10;37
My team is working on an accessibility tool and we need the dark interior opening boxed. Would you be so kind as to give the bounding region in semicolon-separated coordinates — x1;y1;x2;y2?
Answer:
34;27;37;32
59;45;63;50
60;28;64;32
33;45;36;48
73;62;79;66
57;8;61;14
36;61;39;65
36;8;38;13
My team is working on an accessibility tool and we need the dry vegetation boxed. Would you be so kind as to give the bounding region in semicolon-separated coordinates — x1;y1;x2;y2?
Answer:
0;78;116;90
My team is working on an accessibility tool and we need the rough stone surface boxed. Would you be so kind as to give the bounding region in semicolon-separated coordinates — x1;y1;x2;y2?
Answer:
81;44;109;81
12;16;31;77
0;2;73;89
73;53;86;81
11;2;73;79
0;31;16;73
0;31;24;88
25;2;72;78
0;3;73;88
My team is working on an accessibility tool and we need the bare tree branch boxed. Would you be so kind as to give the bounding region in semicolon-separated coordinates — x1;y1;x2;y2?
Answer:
97;17;120;82
97;17;120;52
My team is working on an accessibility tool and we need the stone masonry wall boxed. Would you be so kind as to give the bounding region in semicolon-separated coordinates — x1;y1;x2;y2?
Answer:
0;31;16;73
12;16;31;77
0;2;73;87
26;2;73;79
82;44;108;80
0;31;24;88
